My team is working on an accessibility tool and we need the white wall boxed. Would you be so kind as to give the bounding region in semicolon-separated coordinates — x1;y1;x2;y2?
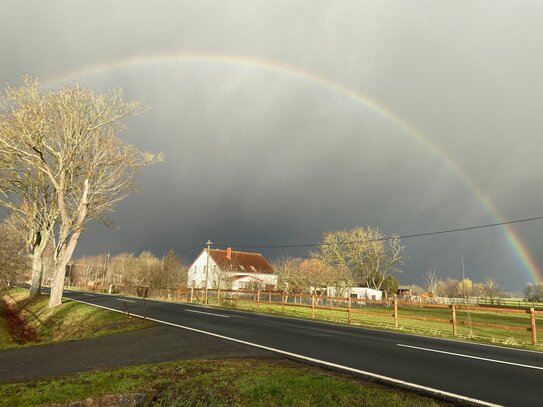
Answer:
327;286;383;300
187;251;219;289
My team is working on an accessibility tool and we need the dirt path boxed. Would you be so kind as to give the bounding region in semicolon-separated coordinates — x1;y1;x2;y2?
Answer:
0;324;276;384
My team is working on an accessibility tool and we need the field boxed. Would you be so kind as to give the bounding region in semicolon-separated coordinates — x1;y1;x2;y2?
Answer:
202;290;543;351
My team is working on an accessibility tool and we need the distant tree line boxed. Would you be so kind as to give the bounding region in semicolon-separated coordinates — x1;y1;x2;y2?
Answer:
68;250;187;291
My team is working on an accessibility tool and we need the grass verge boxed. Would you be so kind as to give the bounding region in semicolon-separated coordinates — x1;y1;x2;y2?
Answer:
0;289;149;349
0;358;453;407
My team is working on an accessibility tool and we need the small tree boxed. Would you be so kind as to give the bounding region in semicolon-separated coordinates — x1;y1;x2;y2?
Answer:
273;257;303;293
524;284;543;302
423;269;441;296
381;275;399;298
457;278;473;298
482;278;502;305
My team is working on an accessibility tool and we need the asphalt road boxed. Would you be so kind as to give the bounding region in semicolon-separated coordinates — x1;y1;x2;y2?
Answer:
0;325;274;384
48;288;543;406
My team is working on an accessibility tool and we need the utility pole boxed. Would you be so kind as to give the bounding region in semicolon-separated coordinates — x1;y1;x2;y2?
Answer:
104;252;110;287
205;240;213;304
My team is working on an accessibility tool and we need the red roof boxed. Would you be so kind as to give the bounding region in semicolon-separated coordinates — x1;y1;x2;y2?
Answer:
208;249;274;274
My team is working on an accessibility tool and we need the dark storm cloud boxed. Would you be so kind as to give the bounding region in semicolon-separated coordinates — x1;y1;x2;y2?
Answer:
2;1;543;290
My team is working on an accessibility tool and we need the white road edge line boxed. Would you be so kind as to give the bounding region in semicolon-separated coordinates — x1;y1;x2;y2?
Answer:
115;298;135;303
83;294;94;297
186;309;230;318
66;297;501;407
397;343;543;371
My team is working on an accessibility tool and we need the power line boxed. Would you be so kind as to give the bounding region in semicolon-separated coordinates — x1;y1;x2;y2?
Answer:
211;215;543;250
71;215;543;260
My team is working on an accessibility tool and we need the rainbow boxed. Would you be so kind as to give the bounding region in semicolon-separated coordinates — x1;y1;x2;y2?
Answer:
43;52;542;283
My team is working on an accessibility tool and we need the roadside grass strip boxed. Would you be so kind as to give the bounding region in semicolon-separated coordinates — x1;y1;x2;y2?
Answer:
0;358;452;407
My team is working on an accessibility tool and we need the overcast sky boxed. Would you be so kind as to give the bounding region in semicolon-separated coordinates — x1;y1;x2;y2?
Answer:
2;1;543;290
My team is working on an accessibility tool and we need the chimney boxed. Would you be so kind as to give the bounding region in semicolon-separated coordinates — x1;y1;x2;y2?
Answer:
226;247;232;260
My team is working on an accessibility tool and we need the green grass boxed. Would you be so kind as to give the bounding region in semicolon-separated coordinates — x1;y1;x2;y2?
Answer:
208;298;543;351
0;359;450;407
0;289;149;349
0;310;14;348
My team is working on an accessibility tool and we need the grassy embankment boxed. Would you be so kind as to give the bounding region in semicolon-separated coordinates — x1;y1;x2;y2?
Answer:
0;358;452;407
0;299;14;348
0;288;148;349
208;298;543;351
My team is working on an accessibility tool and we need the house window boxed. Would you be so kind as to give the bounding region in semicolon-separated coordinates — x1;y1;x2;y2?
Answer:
350;293;358;299
239;282;252;289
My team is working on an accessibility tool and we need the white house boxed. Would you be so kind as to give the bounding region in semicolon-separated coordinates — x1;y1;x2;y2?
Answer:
187;247;277;291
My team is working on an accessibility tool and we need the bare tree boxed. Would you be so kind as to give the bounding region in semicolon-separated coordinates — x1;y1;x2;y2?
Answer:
313;226;406;291
0;80;58;298
423;269;441;296
0;77;162;307
272;257;303;293
482;278;502;305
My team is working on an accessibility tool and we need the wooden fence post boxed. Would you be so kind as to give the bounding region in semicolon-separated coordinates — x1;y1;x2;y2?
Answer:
530;307;537;346
312;293;315;319
257;290;260;309
348;294;352;324
451;304;457;336
281;291;285;314
190;286;194;303
217;287;220;305
394;298;398;329
269;292;272;303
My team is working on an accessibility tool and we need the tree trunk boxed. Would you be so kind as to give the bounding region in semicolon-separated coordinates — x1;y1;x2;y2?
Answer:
28;235;48;300
48;228;84;308
48;263;66;307
28;254;44;299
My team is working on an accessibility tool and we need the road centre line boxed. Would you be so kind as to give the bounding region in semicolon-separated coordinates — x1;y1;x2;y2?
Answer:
397;344;543;371
66;296;500;407
115;298;135;303
185;309;230;318
83;294;94;296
